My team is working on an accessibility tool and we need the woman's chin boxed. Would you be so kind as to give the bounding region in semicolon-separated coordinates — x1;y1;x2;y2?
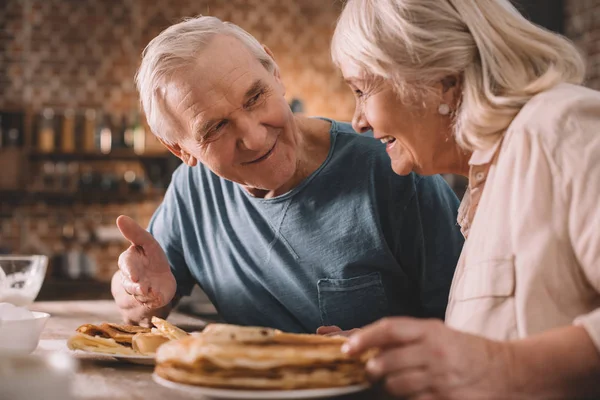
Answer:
390;158;414;176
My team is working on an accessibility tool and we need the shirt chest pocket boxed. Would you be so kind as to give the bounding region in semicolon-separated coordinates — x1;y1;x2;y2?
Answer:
317;272;389;331
453;258;516;301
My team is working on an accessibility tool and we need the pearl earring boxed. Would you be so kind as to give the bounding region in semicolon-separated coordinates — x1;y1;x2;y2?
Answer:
438;104;450;116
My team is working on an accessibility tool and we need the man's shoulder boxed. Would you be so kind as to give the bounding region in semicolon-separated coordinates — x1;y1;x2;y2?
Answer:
324;119;413;180
328;118;375;140
164;162;234;208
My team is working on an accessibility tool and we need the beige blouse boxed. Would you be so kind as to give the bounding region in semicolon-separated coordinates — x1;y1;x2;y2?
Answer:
446;84;600;353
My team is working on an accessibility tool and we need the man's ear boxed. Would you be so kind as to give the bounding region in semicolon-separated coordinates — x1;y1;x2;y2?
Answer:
158;138;197;167
262;44;283;86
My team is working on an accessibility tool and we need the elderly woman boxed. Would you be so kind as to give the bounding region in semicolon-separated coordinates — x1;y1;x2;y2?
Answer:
329;0;600;398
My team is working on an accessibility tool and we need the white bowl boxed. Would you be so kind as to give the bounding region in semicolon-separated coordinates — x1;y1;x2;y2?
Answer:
0;255;48;307
0;311;50;355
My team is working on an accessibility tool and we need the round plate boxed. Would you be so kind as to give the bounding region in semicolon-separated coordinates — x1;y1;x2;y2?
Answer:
109;353;155;365
152;373;370;399
69;349;155;365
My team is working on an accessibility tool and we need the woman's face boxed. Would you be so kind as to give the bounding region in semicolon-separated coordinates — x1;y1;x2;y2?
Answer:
339;61;459;176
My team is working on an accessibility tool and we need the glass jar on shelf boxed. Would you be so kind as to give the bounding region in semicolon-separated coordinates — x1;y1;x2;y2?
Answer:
37;108;56;153
60;108;76;153
82;109;97;153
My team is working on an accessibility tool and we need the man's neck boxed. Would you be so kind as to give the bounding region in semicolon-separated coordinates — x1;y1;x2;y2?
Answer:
245;117;332;199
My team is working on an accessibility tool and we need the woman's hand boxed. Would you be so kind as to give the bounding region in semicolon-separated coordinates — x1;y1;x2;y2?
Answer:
342;317;515;400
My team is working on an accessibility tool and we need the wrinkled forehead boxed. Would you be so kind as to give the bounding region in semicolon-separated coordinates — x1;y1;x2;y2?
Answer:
162;35;267;124
169;35;262;100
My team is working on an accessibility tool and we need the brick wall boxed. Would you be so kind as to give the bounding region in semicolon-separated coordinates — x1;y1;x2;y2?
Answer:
0;0;355;119
565;0;600;89
0;0;356;284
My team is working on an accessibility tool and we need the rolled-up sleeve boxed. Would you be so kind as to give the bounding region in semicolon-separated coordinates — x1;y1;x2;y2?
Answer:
564;106;600;351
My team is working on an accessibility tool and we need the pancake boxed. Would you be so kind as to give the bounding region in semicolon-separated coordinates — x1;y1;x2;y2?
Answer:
156;361;366;389
69;318;189;356
151;316;188;340
155;323;371;390
199;323;347;346
67;332;139;356
132;332;170;355
75;323;150;345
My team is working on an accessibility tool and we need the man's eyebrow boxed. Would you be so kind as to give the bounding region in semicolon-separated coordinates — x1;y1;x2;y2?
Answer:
194;116;219;140
244;79;267;99
194;80;267;139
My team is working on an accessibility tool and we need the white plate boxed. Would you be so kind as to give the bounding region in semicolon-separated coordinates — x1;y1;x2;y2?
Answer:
70;349;155;365
108;353;155;365
39;340;155;365
152;373;369;399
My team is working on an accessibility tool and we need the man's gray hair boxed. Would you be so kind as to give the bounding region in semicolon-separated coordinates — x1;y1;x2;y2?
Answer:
135;16;275;144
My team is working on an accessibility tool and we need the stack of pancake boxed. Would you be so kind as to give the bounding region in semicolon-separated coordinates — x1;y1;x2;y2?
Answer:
67;317;188;356
155;324;372;390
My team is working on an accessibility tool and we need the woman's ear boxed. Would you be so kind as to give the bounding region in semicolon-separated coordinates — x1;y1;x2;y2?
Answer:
440;74;462;110
158;138;197;167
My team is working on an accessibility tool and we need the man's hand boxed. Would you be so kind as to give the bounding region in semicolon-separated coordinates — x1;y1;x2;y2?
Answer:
316;325;361;338
112;215;177;324
341;317;515;400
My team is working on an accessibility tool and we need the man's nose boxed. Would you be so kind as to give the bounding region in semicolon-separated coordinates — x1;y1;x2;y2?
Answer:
237;116;268;152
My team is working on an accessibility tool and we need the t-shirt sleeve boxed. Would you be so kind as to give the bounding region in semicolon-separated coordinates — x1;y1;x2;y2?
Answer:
399;174;464;320
148;180;196;297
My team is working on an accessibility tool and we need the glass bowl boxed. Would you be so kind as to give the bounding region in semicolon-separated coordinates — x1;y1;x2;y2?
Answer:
0;255;48;307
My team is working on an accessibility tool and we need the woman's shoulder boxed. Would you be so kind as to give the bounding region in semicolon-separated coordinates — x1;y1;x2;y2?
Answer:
513;84;600;128
509;83;600;148
503;84;600;179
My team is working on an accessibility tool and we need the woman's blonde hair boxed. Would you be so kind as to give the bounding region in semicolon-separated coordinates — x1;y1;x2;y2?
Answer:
135;16;275;144
331;0;585;150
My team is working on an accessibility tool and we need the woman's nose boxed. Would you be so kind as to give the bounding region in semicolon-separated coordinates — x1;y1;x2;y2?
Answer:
352;107;371;134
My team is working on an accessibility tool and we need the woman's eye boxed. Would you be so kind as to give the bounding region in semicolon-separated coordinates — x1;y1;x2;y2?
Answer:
354;89;364;97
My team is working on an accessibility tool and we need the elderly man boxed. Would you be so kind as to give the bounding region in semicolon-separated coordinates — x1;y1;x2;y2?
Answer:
112;16;463;333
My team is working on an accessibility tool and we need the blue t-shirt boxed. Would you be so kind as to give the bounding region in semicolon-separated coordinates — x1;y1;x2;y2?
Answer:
149;120;464;333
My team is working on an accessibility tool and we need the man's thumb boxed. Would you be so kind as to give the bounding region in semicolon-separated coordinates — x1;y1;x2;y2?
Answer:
116;215;155;247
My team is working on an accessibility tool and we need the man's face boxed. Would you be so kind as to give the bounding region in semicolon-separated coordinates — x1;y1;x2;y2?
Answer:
162;35;300;192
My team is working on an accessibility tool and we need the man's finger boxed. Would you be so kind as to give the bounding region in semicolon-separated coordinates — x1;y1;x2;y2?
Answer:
116;215;155;248
342;317;428;355
121;277;145;297
118;250;142;283
316;326;342;335
326;328;360;337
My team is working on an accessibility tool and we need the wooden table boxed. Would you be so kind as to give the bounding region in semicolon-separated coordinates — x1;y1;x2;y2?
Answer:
28;301;386;400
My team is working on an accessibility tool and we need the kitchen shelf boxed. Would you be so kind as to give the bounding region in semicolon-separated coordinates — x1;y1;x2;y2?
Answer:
0;189;165;204
37;278;113;301
27;150;175;161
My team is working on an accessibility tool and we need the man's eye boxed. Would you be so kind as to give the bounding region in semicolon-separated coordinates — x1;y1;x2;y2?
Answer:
246;92;262;107
213;120;227;132
204;121;227;139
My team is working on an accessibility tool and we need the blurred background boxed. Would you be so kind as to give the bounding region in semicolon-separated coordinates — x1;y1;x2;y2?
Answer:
0;0;598;304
